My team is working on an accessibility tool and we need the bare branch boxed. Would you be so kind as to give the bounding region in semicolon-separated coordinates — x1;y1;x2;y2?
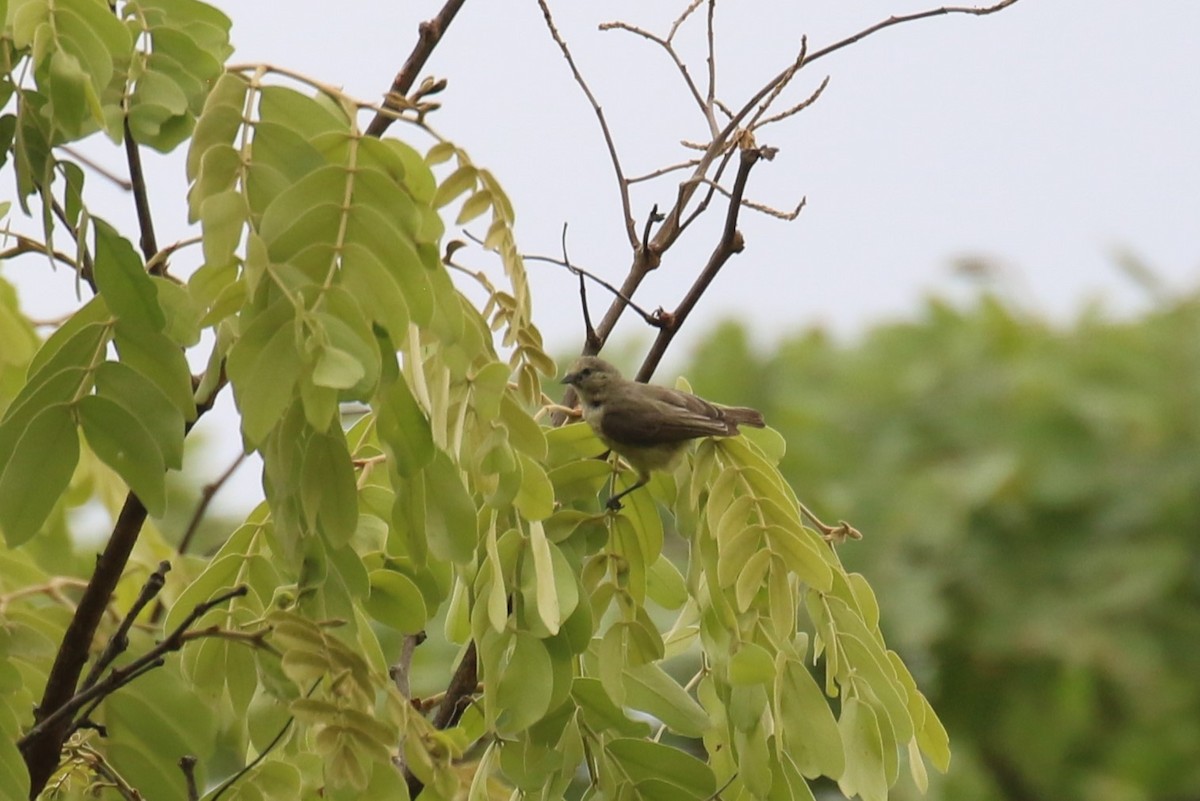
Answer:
538;0;638;248
0;233;80;271
806;0;1021;65
19;585;248;753
628;158;702;185
364;0;467;138
80;561;171;693
59;146;132;191
668;0;704;42
752;74;830;130
636;145;767;382
743;36;809;132
598;21;711;130
524;252;663;328
705;0;717;111
177;452;249;558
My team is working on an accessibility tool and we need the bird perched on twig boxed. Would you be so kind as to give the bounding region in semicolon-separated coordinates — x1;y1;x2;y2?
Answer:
561;356;765;509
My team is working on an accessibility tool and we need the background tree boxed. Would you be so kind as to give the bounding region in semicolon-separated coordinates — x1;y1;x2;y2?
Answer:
685;293;1200;800
0;2;1024;801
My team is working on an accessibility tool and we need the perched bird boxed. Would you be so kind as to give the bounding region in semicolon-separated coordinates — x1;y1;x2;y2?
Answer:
561;356;765;509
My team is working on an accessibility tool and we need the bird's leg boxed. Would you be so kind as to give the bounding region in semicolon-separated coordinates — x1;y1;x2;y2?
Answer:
606;476;648;511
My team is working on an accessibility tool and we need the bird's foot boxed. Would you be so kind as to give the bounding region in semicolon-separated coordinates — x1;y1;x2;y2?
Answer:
605;497;625;511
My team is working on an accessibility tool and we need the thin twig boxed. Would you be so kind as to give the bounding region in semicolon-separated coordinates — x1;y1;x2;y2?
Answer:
179;755;199;801
524;253;662;328
697;176;806;220
80;560;171;693
537;0;638;249
627;158;702;185
123;116;159;266
752;74;830;130
208;680;321;801
19;586;248;752
636;145;766;382
598;21;710;129
405;641;478;797
59;146;133;191
364;0;467;138
0;233;79;270
640;204;664;253
561;224;600;350
176;453;249;558
705;0;717;112
667;0;704;41
806;0;1021;66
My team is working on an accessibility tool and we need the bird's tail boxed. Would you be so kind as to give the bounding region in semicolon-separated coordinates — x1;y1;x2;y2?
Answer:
722;406;765;432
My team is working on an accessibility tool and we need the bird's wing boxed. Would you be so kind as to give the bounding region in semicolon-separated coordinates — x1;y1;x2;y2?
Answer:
599;385;734;446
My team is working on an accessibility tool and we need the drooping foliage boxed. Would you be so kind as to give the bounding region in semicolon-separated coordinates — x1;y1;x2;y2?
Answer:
1;2;946;800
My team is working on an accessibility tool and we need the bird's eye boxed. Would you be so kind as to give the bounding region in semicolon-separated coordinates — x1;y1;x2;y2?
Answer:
580;368;592;377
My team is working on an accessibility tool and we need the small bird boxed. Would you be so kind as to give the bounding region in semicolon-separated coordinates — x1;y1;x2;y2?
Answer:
561;356;765;509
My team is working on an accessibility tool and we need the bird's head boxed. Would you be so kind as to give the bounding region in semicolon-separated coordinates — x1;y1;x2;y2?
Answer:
561;356;622;402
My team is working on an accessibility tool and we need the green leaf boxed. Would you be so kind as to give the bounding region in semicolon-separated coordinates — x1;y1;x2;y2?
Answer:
94;220;165;331
837;698;888;801
730;642;775;686
573;678;652;738
514;453;553;521
527;521;560;634
433;164;477;208
605;738;716;800
777;656;844;780
227;300;302;445
645;555;688;610
94;360;185;470
376;375;434;477
0;405;79;546
547;459;611;503
187;72;248;186
422;449;478;563
78;394;167;516
114;320;197;421
623;663;710;738
365;569;427;633
301;428;358;546
495;632;553;736
915;692;950;772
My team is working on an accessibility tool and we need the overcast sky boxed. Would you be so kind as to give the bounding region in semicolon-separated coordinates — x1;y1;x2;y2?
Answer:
4;0;1197;524
221;0;1200;352
8;1;1199;351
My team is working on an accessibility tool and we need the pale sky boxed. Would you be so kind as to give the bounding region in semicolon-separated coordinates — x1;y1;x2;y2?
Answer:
220;0;1200;352
4;1;1199;521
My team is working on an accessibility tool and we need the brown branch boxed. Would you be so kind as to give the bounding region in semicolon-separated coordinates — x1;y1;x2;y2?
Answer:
364;0;467;138
80;560;171;693
176;453;249;558
598;21;712;131
636;145;766;382
406;641;478;797
752;74;830;130
524;253;662;329
805;0;1021;65
537;0;638;249
123;117;159;267
59;146;132;191
20;586;248;758
21;494;149;795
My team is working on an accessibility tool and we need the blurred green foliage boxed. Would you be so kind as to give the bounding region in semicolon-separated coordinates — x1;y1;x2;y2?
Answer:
685;294;1200;801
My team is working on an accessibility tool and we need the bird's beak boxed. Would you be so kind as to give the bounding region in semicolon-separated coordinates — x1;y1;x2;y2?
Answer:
561;371;578;386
